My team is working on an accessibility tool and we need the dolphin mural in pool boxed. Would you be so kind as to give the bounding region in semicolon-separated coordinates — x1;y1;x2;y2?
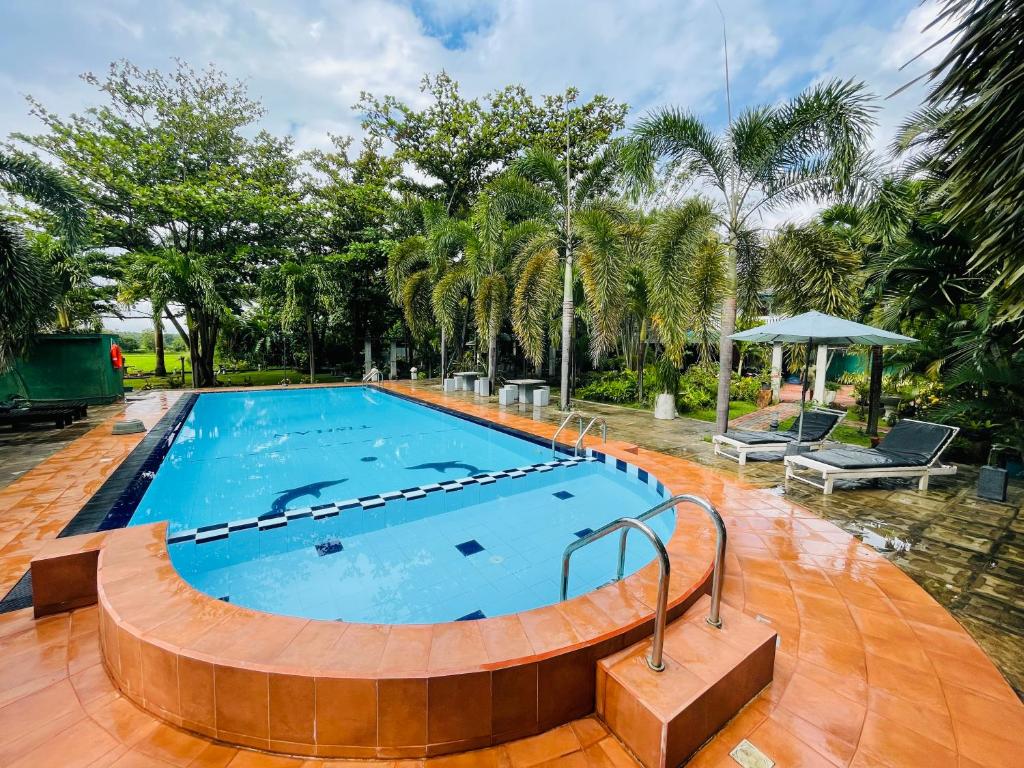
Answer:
406;460;486;475
270;479;347;515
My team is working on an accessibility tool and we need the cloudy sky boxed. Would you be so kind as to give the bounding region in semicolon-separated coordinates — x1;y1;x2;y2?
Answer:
1;0;951;330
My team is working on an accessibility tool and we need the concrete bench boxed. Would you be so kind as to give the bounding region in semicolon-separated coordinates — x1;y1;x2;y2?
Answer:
532;385;550;406
498;384;518;405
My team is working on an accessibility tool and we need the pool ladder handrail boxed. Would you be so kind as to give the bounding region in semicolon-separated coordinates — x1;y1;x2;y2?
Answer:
552;410;584;457
558;494;728;672
574;416;607;454
560;516;670;671
616;494;727;628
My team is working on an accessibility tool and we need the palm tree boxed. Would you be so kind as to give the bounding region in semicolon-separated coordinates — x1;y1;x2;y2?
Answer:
273;253;335;383
765;220;863;318
431;193;546;385
922;0;1024;325
0;150;87;370
624;79;876;432
387;201;454;376
494;144;622;407
576;199;725;372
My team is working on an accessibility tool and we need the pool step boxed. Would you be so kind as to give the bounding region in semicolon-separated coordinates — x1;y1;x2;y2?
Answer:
596;594;776;768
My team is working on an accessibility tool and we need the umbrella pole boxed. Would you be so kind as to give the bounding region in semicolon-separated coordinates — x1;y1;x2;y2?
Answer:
797;339;811;444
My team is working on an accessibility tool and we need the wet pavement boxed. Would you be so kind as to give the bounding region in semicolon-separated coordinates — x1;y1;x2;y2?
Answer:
0;402;124;491
416;384;1024;699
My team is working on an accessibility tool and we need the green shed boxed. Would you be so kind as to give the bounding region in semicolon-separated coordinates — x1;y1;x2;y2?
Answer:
0;333;126;404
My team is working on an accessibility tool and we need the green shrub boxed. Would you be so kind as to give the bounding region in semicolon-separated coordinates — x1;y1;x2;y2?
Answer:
576;369;639;403
729;375;762;403
675;365;717;412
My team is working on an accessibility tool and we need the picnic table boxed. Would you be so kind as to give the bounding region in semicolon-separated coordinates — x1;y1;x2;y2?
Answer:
451;371;484;391
506;378;547;404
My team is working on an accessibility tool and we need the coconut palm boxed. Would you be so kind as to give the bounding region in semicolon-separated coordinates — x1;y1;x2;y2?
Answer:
624;79;876;432
0;150;88;371
431;193;546;385
493;144;622;407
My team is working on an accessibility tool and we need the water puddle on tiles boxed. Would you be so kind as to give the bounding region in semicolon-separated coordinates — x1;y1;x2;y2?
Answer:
848;520;916;556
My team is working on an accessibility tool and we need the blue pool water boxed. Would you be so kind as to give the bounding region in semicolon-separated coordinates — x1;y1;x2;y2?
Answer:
135;387;675;623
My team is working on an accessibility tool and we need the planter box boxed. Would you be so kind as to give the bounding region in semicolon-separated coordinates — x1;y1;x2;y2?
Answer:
653;393;676;420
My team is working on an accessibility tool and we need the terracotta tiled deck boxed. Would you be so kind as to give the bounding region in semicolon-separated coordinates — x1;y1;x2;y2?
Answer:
0;382;1021;766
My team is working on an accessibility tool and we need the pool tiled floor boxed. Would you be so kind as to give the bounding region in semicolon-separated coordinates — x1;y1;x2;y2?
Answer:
0;381;1021;766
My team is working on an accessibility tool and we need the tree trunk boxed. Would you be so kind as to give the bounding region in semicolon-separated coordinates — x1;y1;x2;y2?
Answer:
307;312;315;383
487;326;497;384
186;312;201;388
866;345;883;436
559;256;573;410
714;293;737;434
153;311;166;377
440;325;447;380
636;317;648;402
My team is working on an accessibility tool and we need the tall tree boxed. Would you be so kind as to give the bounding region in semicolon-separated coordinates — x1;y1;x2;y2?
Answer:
494;143;622;407
302;136;404;367
17;61;299;386
387;200;454;374
358;74;627;215
765;220;862;318
431;193;545;385
0;150;88;370
263;252;335;383
625;79;876;433
923;0;1024;325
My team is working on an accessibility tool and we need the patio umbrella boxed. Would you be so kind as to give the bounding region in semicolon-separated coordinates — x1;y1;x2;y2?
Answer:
730;311;916;444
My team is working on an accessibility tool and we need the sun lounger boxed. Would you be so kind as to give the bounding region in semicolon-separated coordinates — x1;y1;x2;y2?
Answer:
0;405;78;429
784;418;959;494
2;396;88;419
712;408;846;465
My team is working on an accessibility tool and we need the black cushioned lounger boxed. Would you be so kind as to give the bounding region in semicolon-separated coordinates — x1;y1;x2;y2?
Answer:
712;408;845;465
784;419;959;494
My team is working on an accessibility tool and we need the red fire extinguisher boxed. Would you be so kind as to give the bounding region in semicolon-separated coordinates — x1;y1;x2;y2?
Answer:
110;343;123;369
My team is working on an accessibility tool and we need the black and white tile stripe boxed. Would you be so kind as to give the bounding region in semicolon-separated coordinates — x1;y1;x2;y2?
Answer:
166;457;596;545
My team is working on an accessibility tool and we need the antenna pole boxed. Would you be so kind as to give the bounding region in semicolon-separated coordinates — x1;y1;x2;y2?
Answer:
714;1;733;126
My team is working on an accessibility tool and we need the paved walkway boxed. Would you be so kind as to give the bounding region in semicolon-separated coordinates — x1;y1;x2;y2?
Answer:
0;392;182;596
0;402;124;492
0;382;1020;767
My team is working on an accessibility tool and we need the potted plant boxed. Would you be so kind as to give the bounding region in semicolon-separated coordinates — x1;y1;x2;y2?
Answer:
824;380;840;405
652;356;680;420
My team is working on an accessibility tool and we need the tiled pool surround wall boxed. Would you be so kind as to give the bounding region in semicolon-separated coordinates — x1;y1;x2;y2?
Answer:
95;450;715;758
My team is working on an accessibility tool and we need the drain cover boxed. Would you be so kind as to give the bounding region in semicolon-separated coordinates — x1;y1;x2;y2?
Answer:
730;739;774;768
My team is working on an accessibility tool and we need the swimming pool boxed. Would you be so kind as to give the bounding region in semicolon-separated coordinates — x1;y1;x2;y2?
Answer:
134;386;674;623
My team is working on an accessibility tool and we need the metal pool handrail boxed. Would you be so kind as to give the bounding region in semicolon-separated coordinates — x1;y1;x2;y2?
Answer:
560;517;670;671
552;410;584;456
574;416;607;453
616;494;727;628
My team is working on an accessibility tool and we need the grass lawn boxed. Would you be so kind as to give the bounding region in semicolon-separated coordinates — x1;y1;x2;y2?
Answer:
122;364;354;391
684;401;760;423
123;352;191;376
